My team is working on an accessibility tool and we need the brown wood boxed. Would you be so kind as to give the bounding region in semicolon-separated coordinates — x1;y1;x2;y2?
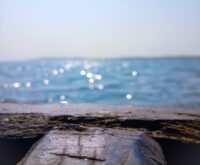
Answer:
0;103;200;143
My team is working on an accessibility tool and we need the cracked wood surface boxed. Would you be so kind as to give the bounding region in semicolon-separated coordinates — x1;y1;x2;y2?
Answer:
0;103;199;143
18;127;167;165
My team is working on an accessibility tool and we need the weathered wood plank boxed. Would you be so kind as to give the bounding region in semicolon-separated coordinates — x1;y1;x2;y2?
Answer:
0;104;199;119
0;104;199;143
18;127;167;165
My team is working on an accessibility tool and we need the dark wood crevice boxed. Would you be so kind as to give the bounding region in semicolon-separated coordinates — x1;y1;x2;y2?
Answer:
156;138;200;165
0;136;42;165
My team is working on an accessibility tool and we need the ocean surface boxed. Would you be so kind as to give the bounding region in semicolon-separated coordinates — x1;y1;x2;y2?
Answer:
0;58;200;106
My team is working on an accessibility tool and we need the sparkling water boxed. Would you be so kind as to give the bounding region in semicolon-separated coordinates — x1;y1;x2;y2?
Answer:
0;58;200;105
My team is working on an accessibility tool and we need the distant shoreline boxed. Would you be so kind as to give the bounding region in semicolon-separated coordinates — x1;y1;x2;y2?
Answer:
0;55;200;63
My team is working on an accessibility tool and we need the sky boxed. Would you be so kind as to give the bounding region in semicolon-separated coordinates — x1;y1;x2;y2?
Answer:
0;0;200;61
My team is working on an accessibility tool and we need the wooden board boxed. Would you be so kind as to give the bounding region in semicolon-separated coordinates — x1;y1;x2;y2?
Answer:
18;127;167;165
0;104;199;143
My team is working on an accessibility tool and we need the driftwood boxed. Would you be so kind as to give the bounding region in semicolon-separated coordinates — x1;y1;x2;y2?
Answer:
18;127;167;165
0;104;199;143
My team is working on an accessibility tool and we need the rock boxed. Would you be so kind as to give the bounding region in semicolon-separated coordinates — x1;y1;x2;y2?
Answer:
18;126;167;165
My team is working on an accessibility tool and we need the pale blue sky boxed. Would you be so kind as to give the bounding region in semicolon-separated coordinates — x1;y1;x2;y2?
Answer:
0;0;200;60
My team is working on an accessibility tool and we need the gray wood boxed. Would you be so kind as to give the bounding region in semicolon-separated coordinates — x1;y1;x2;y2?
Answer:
18;127;167;165
0;103;199;143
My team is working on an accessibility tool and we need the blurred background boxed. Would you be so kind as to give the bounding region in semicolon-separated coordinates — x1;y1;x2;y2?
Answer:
0;0;200;105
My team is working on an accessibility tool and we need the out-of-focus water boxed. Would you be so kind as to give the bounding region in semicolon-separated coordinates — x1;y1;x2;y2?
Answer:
0;58;200;105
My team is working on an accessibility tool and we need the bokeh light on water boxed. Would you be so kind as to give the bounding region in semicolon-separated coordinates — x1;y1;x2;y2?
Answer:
0;58;200;105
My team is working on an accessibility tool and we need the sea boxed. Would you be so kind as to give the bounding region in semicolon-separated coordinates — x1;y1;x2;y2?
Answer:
0;58;200;106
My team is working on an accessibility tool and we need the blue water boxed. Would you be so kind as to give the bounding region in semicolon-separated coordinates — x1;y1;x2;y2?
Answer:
0;58;200;105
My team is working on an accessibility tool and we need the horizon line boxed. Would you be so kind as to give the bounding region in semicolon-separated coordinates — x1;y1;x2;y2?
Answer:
0;55;200;62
